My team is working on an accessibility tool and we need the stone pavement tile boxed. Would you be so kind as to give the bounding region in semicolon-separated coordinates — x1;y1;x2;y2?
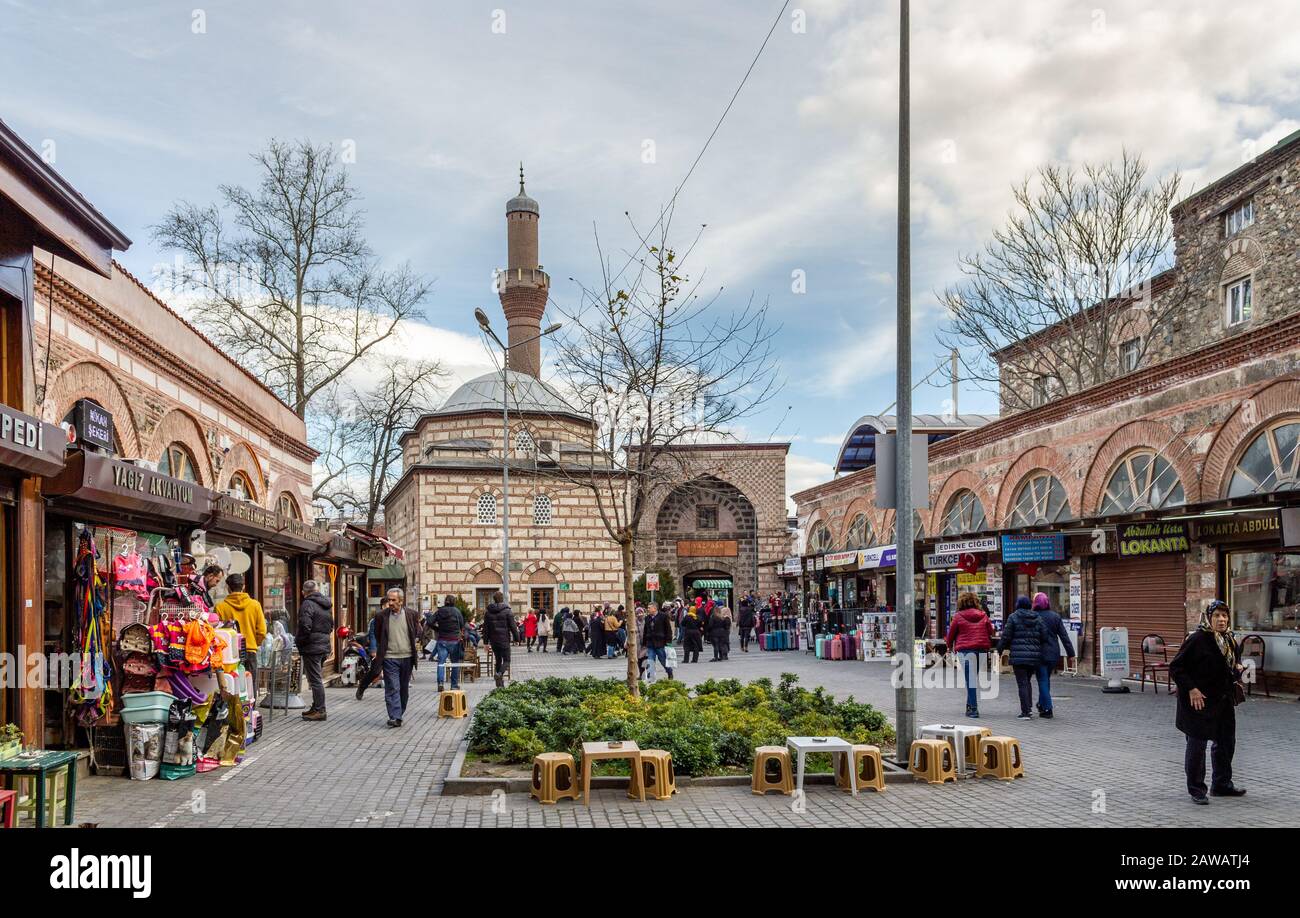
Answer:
71;644;1300;828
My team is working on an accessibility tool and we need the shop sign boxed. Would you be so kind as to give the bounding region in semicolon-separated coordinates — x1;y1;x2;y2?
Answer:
823;550;859;569
956;571;986;587
934;536;998;554
1117;521;1190;557
814;556;825;571
0;403;65;477
1000;533;1066;562
45;452;210;522
558;582;571;591
859;545;897;569
676;539;738;558
71;399;115;452
356;545;386;568
1193;511;1281;544
1069;573;1082;622
782;557;802;576
923;552;961;569
1100;627;1130;681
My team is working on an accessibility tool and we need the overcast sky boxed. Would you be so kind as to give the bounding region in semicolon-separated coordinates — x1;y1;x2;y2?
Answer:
4;0;1298;510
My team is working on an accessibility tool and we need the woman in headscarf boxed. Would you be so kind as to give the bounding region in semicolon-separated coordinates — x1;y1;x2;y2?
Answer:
1169;600;1246;805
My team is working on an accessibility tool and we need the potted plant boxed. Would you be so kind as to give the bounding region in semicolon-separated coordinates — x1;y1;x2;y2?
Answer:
0;723;23;761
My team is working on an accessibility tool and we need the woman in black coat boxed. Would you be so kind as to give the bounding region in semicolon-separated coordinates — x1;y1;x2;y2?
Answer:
1169;600;1246;804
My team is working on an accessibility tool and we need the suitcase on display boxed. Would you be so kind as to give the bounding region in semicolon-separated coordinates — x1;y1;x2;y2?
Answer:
830;635;843;660
778;630;788;650
844;632;857;660
760;633;769;651
816;635;825;659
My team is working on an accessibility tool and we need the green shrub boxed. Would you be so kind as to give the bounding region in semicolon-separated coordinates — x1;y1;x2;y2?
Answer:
694;677;742;697
502;727;544;761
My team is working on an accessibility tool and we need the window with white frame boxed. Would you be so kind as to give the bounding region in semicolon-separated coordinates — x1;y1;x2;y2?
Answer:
1224;198;1254;237
476;493;498;525
515;428;535;455
1030;378;1051;408
533;493;552;526
1226;277;1252;326
1120;337;1140;373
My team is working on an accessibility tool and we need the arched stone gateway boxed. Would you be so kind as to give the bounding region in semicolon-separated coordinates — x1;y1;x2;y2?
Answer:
652;475;759;598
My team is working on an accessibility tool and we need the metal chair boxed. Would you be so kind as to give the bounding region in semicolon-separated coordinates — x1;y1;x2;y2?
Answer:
1140;634;1173;694
1240;634;1272;698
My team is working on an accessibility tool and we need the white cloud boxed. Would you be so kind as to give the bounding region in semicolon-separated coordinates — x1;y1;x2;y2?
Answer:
786;452;835;514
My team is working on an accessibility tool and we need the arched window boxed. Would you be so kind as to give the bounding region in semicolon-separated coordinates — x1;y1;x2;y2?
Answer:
515;428;535;455
842;513;873;550
278;492;302;519
912;509;926;541
533;493;553;526
1228;420;1300;497
808;522;832;553
941;490;987;535
1101;450;1185;514
476;493;498;525
157;442;199;483
1010;472;1072;527
229;471;254;502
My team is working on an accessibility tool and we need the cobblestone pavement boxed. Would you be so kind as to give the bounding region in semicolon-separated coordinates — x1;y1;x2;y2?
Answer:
74;643;1300;828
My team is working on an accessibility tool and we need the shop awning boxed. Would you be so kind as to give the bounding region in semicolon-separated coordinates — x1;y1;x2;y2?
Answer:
45;450;209;524
0;404;65;477
692;579;732;589
206;494;331;553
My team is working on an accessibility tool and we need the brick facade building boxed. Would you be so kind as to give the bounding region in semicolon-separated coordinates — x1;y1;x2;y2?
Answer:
796;131;1300;690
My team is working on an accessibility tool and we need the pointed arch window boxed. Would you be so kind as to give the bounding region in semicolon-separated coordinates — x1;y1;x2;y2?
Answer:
941;490;987;535
278;492;302;520
157;442;199;483
842;513;874;550
1010;472;1072;527
229;471;254;502
1101;450;1185;514
1228;421;1300;497
808;522;833;553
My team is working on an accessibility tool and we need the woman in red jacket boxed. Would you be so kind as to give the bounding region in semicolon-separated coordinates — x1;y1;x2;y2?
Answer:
524;608;539;653
945;591;995;718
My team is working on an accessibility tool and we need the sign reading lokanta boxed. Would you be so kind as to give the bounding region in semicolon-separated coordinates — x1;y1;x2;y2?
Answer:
1117;521;1189;557
934;536;998;554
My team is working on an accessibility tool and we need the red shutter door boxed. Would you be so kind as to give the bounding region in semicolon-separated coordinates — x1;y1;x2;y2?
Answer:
1093;554;1188;676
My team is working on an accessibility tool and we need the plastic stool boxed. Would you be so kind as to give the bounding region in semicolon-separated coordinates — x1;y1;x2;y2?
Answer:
908;739;958;785
751;746;794;796
530;752;580;805
962;728;993;769
635;749;677;800
835;744;886;793
438;690;468;718
976;736;1024;781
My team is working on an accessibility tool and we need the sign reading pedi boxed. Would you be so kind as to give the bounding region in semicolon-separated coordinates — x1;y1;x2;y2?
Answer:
111;462;196;505
1117;521;1190;557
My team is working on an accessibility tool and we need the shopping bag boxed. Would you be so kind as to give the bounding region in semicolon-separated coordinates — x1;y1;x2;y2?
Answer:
664;644;678;668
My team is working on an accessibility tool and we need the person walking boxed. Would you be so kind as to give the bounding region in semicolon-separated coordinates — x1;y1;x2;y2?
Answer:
430;595;465;693
737;597;756;652
681;604;704;663
997;595;1046;719
643;602;674;681
524;608;538;653
560;607;578;654
1169;600;1246;805
603;606;620;658
295;580;333;721
717;606;734;660
706;604;730;661
482;591;520;687
536;609;551;652
634;607;649;678
1032;592;1075;719
372;588;420;728
945;591;995;718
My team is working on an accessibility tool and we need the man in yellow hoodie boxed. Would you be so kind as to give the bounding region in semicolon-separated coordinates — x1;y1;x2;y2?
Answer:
215;572;267;668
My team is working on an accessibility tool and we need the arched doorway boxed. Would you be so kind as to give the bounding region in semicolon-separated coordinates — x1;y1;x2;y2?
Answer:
655;475;758;599
682;569;734;610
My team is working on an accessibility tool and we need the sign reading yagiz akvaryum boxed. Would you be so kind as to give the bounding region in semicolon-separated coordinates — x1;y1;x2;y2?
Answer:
112;461;195;504
1117;521;1189;556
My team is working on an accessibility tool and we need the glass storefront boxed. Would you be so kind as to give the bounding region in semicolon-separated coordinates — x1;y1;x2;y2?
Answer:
262;553;293;634
1007;562;1071;614
1227;550;1300;633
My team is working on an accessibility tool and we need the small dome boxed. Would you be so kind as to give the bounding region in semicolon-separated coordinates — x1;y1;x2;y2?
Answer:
507;163;539;215
436;370;582;419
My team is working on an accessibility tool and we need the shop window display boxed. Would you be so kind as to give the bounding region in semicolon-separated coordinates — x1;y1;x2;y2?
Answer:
261;553;292;632
1228;551;1300;633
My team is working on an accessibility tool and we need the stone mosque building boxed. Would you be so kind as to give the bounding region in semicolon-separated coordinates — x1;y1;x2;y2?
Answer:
383;175;789;614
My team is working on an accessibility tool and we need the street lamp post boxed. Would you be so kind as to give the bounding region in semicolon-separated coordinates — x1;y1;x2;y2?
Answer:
474;308;561;608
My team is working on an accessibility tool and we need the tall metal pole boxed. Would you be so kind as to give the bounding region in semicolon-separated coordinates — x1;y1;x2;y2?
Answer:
893;0;916;764
951;348;959;419
501;354;511;606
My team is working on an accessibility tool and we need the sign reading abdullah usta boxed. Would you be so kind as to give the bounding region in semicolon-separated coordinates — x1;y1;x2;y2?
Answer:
1117;521;1189;557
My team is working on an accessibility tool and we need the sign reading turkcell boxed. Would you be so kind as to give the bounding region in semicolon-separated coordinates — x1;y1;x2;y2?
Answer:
1117;521;1190;557
1000;533;1066;562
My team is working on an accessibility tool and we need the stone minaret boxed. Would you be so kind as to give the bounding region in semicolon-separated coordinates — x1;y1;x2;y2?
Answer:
499;165;549;378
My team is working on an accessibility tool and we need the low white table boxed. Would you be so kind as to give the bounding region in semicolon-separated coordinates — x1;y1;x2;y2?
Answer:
786;736;857;796
920;723;986;774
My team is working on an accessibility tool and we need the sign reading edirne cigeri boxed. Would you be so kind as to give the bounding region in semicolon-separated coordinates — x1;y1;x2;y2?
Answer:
1117;521;1189;557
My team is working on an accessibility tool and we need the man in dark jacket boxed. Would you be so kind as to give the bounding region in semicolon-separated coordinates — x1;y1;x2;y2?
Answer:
430;595;465;692
1169;601;1246;804
642;602;674;680
481;592;519;687
997;596;1046;719
296;580;334;721
737;596;756;652
1032;592;1075;718
373;588;421;727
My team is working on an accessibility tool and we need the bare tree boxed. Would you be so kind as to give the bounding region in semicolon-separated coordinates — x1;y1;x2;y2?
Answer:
152;139;431;418
549;210;780;695
938;152;1192;412
312;359;447;529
